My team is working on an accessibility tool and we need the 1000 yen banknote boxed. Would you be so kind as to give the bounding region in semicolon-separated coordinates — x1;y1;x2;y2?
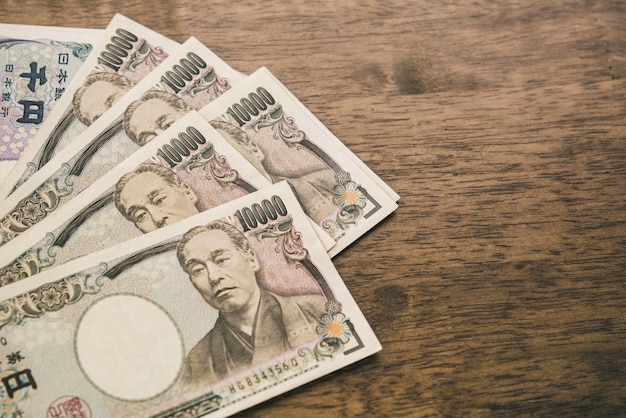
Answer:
200;67;398;257
0;24;102;183
0;14;180;200
0;181;380;417
0;37;244;247
0;110;278;285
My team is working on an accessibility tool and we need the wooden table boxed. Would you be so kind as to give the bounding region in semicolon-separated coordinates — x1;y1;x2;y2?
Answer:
3;1;625;416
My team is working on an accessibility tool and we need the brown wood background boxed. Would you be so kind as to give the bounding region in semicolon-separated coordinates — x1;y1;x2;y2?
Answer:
3;0;625;416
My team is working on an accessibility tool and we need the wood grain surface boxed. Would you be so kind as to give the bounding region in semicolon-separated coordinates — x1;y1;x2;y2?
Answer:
2;0;625;416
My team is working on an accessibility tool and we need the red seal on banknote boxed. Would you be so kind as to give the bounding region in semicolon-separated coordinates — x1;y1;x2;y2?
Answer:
46;395;92;418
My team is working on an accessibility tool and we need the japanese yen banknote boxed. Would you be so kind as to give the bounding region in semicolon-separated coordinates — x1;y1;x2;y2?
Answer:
200;67;398;256
0;14;180;200
0;24;102;183
0;37;244;247
0;110;333;287
0;181;380;418
0;12;398;417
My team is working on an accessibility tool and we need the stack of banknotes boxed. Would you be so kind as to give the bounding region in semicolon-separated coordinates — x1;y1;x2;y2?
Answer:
0;14;399;417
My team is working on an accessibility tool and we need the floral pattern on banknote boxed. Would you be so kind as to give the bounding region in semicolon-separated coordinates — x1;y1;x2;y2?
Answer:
0;270;105;329
249;104;305;145
0;222;112;288
207;150;238;183
317;312;352;344
184;67;231;101
0;171;74;245
124;38;167;73
333;181;367;209
180;144;240;186
0;153;119;246
180;144;215;171
0;247;56;287
0;264;27;287
0;264;167;330
251;217;309;262
325;299;342;315
49;41;94;61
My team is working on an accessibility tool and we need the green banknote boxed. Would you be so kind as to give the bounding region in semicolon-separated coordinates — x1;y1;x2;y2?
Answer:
0;14;180;200
0;24;102;183
0;37;244;247
0;181;380;417
200;67;398;256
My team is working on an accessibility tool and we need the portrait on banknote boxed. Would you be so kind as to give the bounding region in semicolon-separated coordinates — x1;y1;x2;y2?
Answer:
123;89;192;146
176;220;327;387
114;162;201;232
72;72;135;126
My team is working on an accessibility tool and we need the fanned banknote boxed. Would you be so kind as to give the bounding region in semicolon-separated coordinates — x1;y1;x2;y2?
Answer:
0;37;244;247
0;14;180;200
0;110;332;286
200;67;398;256
0;181;380;417
0;24;102;182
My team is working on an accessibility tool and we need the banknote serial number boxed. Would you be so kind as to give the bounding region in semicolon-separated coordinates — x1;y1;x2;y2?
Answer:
159;52;208;94
155;126;207;167
227;357;303;394
225;87;275;127
234;196;288;232
97;29;139;72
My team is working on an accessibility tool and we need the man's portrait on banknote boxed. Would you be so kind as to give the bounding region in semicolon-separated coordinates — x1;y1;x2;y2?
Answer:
114;162;200;233
124;90;191;145
209;120;337;224
176;220;326;386
72;72;135;126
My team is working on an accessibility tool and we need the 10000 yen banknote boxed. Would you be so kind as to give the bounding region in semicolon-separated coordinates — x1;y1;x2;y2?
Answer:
0;181;380;417
0;24;102;182
0;14;180;200
200;67;398;256
0;111;334;287
0;38;244;246
0;110;277;285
